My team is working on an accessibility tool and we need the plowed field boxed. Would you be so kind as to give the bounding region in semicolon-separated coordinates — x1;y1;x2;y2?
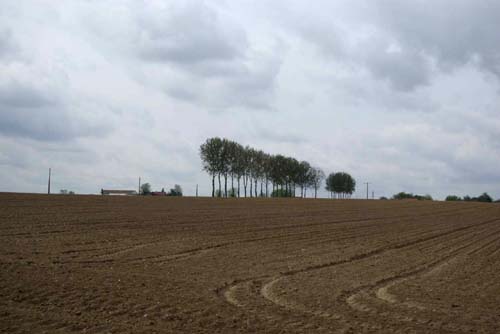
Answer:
1;193;500;333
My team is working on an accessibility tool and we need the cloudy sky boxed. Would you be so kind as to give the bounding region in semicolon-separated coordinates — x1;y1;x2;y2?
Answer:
1;0;500;199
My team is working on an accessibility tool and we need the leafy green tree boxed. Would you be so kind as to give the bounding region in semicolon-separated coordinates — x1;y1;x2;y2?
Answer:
392;192;432;200
167;185;183;196
297;161;311;198
477;193;493;202
271;189;293;198
140;183;151;195
326;172;356;198
445;195;462;201
200;137;224;197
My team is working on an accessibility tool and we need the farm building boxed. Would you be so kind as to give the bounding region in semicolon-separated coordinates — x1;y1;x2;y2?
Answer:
100;189;137;196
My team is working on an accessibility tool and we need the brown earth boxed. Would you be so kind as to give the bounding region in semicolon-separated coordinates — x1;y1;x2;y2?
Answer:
1;193;500;333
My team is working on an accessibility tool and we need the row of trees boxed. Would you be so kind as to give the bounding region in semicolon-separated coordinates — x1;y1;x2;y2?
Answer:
391;192;433;201
140;183;183;196
200;137;356;198
445;193;493;203
389;192;495;202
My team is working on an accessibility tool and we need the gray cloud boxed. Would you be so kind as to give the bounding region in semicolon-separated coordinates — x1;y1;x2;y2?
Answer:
0;81;108;141
373;1;500;78
137;2;246;66
0;29;15;59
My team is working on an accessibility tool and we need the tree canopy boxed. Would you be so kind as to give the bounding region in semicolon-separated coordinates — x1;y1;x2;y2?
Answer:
167;184;183;197
140;183;151;195
392;192;432;200
325;172;356;198
199;137;330;198
446;193;493;202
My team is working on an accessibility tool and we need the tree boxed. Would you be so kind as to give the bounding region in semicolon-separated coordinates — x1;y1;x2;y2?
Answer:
310;167;325;199
227;140;243;198
140;183;151;195
200;137;224;197
445;195;462;201
297;161;311;198
343;173;356;197
326;172;356;198
392;192;432;200
477;193;493;203
167;184;183;196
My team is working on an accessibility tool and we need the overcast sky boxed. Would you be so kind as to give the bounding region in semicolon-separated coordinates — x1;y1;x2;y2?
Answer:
1;1;500;199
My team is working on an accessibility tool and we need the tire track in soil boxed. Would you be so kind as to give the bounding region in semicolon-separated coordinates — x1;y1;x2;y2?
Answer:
256;220;500;331
261;221;495;316
342;223;500;329
219;218;500;320
373;227;500;316
348;226;500;310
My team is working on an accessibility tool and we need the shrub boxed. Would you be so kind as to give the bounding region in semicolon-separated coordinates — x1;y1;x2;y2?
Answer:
271;189;293;198
167;185;183;197
392;192;432;201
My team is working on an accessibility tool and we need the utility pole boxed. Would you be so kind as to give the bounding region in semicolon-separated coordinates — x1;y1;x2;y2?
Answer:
372;191;374;200
364;182;370;200
48;168;51;194
196;184;198;197
138;177;141;195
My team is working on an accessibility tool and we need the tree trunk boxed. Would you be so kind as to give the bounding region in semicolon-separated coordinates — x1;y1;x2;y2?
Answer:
244;175;248;197
218;174;221;197
212;174;215;197
231;174;234;197
237;177;241;198
224;174;227;198
255;179;258;197
314;187;317;199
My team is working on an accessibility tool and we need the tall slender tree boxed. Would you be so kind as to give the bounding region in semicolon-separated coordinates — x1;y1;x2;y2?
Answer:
200;137;224;197
310;167;325;199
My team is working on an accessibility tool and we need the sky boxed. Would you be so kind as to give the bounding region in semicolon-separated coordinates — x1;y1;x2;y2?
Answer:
1;0;500;200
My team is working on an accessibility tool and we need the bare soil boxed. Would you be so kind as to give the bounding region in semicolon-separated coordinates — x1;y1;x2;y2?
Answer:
1;193;499;333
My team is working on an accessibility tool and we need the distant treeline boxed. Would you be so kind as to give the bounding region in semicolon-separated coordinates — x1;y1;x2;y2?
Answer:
139;183;183;196
386;192;496;202
390;192;433;201
199;137;355;198
445;193;493;203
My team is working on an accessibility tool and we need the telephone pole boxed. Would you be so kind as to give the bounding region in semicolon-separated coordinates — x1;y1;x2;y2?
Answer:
48;168;51;194
364;182;370;200
196;184;198;197
138;177;141;195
